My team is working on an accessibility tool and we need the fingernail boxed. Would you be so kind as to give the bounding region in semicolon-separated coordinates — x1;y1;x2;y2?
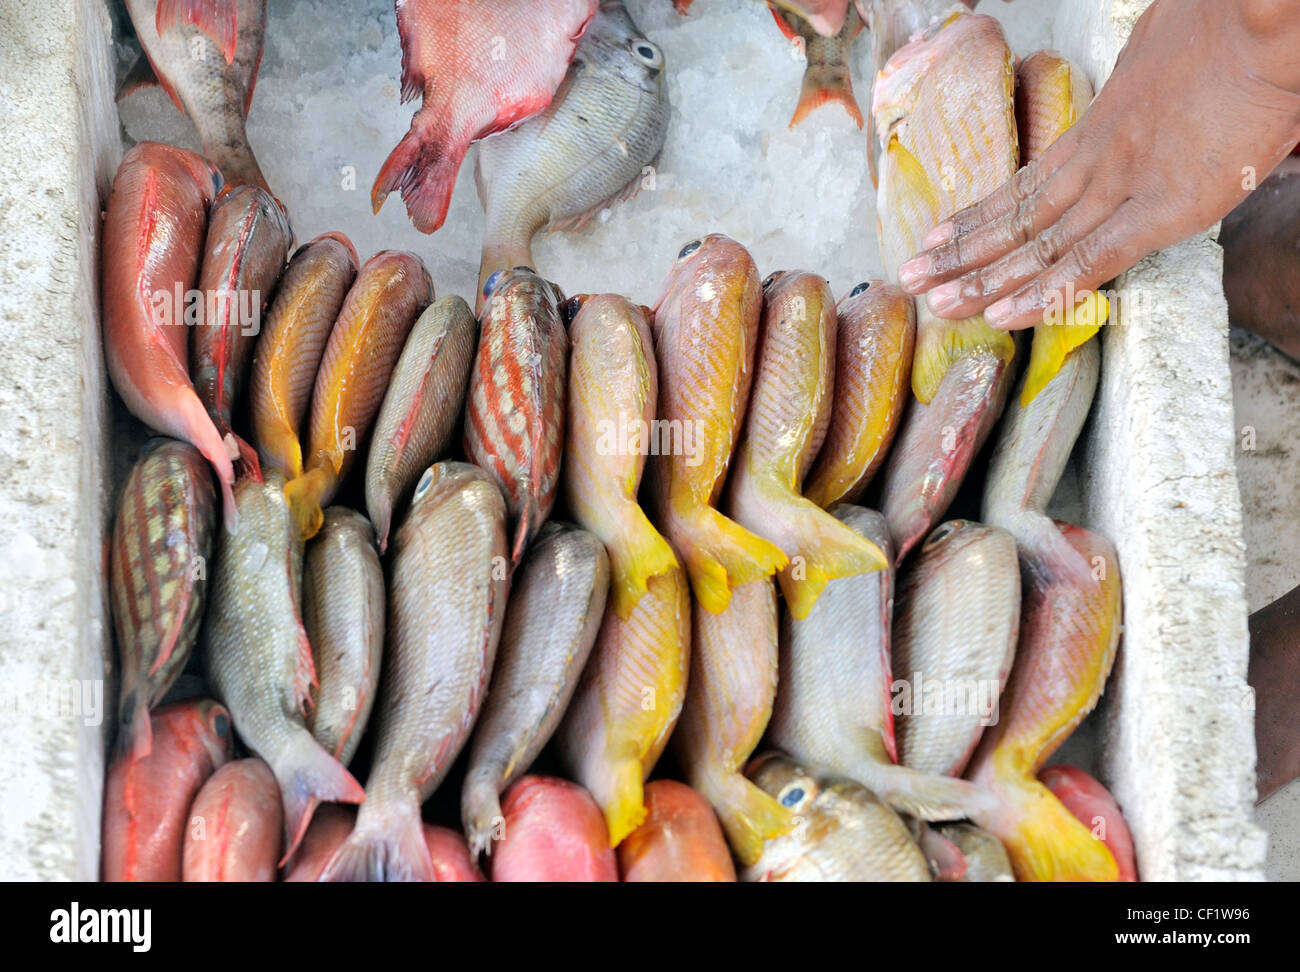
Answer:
897;256;930;290
926;281;961;314
985;297;1013;328
923;223;954;248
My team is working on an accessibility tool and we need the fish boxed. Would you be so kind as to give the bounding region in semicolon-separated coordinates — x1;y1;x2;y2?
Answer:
181;758;282;882
933;821;1014;881
284;807;484;882
982;337;1100;566
556;565;691;847
741;754;931;881
123;0;270;190
965;522;1123;881
475;2;670;304
804;281;915;508
100;141;238;526
372;0;600;233
284;250;433;541
1015;51;1105;406
767;0;852;37
728;271;887;619
871;11;1020;557
302;507;385;767
891;520;1020;777
203;471;366;861
322;462;508;882
249;232;359;481
618;780;737;882
673;580;793;865
489;776;619;882
769;2;864;128
110;438;217;760
461;522;609;857
879;349;1013;561
648;236;787;614
190;183;292;479
464;267;568;564
102;698;233;882
364;296;476;553
563;294;677;620
1040;764;1137;881
767;504;988;820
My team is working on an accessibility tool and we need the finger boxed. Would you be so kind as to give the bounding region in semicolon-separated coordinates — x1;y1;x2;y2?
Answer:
898;143;1088;294
983;204;1150;331
923;180;1115;318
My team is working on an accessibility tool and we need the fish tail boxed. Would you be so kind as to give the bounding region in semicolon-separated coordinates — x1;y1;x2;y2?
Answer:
176;391;238;533
115;690;153;762
769;492;888;619
1021;292;1107;406
371;110;462;234
608;507;680;620
674;504;788;615
593;754;648;849
229;430;263;483
791;67;864;129
861;760;992;823
461;772;504;860
275;732;366;864
320;794;434;882
975;778;1120;881
707;773;795;868
368;486;394;556
258;424;303;482
283;467;331;541
156;0;238;63
912;313;1016;405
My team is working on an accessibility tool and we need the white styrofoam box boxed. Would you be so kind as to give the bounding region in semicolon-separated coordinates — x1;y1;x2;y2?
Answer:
0;0;1264;879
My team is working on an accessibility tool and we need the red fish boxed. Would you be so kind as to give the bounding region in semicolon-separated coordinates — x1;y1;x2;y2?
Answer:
372;0;599;233
422;826;485;883
489;776;618;882
1040;765;1138;882
101;142;240;527
190;184;292;480
102;699;234;882
283;807;483;882
618;781;737;882
182;758;283;882
464;268;568;564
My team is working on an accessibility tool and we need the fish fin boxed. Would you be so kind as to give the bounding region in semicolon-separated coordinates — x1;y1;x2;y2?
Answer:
598;755;648;848
177;391;239;533
791;69;864;129
511;500;545;566
1020;292;1107;406
913;312;1016;405
116;54;159;102
861;760;991;822
371;110;463;233
769;6;800;43
461;772;504;860
115;692;153;763
156;0;238;64
393;0;428;103
767;493;888;619
609;508;679;620
283;467;330;541
976;778;1119;881
230;431;263;483
368;487;394;556
275;733;366;864
707;773;795;868
546;163;654;236
293;624;317;717
674;0;694;13
320;797;434;882
674;504;788;615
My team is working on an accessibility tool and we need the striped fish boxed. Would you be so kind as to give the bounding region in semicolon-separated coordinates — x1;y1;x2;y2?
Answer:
464;267;567;564
110;437;218;760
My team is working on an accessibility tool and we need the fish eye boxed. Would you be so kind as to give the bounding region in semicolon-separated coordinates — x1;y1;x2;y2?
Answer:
629;38;664;69
778;783;807;808
850;281;872;297
212;711;230;740
562;295;587;323
413;466;435;501
762;272;781;291
512;265;535;273
483;270;505;297
677;239;702;261
924;521;963;550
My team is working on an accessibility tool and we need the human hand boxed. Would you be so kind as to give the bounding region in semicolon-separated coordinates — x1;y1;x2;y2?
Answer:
895;0;1300;330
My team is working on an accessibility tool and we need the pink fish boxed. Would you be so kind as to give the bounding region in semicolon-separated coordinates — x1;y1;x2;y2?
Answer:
489;776;619;882
372;0;599;233
1040;765;1138;882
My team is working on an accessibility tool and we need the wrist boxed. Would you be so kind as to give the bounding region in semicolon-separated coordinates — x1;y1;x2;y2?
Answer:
1236;0;1300;98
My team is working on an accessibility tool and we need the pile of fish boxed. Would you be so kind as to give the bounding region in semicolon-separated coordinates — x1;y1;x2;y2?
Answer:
100;0;1139;882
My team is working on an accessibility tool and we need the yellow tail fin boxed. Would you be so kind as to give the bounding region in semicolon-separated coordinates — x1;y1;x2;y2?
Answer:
1021;291;1108;406
710;774;795;868
601;756;648;848
610;508;680;621
778;499;888;619
284;466;332;541
981;778;1120;881
677;504;788;615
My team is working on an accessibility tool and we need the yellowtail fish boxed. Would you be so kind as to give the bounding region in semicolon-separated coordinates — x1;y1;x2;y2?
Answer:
892;520;1020;777
769;2;864;129
728;270;887;619
563;293;677;619
767;505;988;820
648;236;787;614
742;754;931;881
673;579;793;866
804;280;915;508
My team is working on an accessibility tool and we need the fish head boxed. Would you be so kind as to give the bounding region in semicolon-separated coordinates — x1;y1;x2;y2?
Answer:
304;231;360;271
582;2;667;93
760;269;834;331
166;698;234;769
395;461;504;553
480;266;560;324
129;140;224;205
652;234;760;338
361;250;435;306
